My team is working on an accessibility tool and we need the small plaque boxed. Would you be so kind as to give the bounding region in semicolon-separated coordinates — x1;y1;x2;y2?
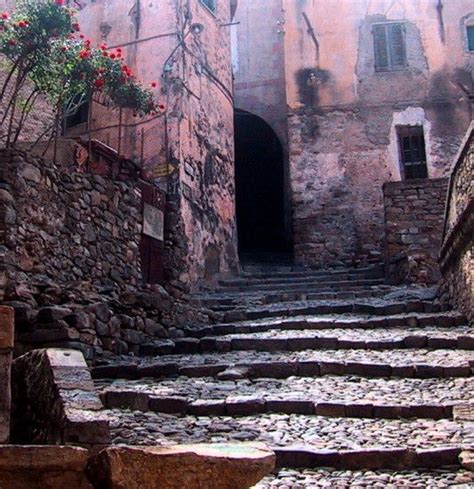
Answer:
143;204;164;241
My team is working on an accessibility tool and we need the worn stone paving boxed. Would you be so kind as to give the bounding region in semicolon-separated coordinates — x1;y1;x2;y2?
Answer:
253;467;474;488
104;410;473;450
96;376;474;407
94;265;474;484
132;348;474;369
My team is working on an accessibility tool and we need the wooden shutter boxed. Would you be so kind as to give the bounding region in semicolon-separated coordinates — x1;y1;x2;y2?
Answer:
389;23;407;68
373;22;407;71
373;24;389;71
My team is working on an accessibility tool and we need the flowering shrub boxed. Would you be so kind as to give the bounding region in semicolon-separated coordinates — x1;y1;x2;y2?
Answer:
0;0;161;146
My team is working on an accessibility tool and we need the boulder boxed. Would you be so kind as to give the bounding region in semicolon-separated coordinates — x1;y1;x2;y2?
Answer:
87;443;276;489
0;445;91;489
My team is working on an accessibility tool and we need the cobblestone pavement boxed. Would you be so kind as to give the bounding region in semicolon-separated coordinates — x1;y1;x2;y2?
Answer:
253;468;474;488
94;265;474;484
105;410;473;450
133;348;474;368
96;376;474;407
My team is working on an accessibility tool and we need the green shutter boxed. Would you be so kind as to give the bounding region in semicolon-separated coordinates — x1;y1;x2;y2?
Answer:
373;24;389;71
468;26;474;51
389;23;407;68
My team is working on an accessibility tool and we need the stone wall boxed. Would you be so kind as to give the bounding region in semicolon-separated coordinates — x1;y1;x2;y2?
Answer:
0;149;211;361
439;124;474;322
383;178;449;285
0;306;13;443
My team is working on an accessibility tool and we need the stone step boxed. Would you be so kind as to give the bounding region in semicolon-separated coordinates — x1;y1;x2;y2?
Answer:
254;467;474;488
239;264;385;279
145;327;474;356
104;410;473;469
211;278;386;294
92;348;474;380
97;375;473;420
183;312;468;338
217;267;385;288
197;288;395;311
222;301;460;324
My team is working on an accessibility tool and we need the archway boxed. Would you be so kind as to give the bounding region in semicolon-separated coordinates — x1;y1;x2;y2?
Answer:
234;109;290;259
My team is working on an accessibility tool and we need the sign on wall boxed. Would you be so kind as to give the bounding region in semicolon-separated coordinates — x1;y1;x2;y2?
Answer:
143;204;164;242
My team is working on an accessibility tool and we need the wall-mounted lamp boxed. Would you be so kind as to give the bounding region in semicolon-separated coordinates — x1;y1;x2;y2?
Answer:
190;23;205;35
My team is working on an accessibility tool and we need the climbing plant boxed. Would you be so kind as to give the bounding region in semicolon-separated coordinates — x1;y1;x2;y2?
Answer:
0;0;161;147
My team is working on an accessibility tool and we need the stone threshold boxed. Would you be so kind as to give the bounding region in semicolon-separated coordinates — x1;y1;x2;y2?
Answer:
101;390;456;420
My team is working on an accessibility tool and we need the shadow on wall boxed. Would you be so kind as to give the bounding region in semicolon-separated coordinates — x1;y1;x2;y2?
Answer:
295;68;331;107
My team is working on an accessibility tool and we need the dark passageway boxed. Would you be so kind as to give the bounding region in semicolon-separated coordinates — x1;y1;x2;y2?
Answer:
234;109;289;257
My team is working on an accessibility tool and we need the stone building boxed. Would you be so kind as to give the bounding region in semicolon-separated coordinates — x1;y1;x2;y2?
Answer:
74;0;240;290
232;0;474;267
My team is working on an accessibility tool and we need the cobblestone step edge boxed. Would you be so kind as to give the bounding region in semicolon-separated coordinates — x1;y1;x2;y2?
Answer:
92;359;474;381
218;303;458;323
139;334;474;356
100;390;456;420
272;446;462;470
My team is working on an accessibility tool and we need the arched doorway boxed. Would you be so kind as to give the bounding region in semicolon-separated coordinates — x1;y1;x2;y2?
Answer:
234;109;290;259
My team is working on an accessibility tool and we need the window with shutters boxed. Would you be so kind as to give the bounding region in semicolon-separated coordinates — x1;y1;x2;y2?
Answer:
372;22;407;72
397;126;428;180
200;0;216;13
467;25;474;52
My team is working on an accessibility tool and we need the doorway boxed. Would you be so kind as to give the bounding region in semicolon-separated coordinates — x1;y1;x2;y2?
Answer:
234;109;290;259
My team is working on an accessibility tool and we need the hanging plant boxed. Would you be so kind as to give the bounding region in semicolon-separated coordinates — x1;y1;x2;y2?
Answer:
0;0;162;147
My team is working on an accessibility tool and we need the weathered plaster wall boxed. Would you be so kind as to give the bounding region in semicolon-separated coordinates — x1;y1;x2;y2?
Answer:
439;124;473;322
383;178;448;285
78;0;238;289
233;0;473;267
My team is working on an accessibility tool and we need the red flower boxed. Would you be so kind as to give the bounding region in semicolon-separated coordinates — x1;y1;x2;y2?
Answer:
159;104;165;110
17;20;27;28
94;79;105;89
79;49;89;59
8;39;16;46
151;81;157;88
110;53;116;59
100;44;107;50
79;34;85;39
72;22;80;32
1;12;9;20
55;0;66;6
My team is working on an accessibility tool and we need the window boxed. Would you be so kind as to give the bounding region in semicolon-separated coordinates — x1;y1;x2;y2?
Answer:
200;0;216;13
373;22;407;71
397;126;428;180
467;25;474;51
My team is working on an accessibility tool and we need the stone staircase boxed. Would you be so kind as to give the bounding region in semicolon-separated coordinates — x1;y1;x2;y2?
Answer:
92;264;474;487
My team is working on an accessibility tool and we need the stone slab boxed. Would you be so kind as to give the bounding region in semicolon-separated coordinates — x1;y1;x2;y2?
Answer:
87;443;275;489
0;445;91;489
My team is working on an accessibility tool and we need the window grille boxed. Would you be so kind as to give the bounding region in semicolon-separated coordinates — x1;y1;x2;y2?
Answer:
397;126;428;180
373;22;407;71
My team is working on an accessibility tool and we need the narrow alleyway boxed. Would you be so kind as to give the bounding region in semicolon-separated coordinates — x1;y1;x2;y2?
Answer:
93;263;474;487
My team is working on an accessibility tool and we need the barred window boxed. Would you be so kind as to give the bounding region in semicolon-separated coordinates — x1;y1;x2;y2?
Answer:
373;22;407;72
397;126;428;180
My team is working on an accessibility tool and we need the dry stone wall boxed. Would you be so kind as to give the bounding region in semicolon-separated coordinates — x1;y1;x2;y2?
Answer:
0;149;211;361
383;178;449;285
439;125;474;323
